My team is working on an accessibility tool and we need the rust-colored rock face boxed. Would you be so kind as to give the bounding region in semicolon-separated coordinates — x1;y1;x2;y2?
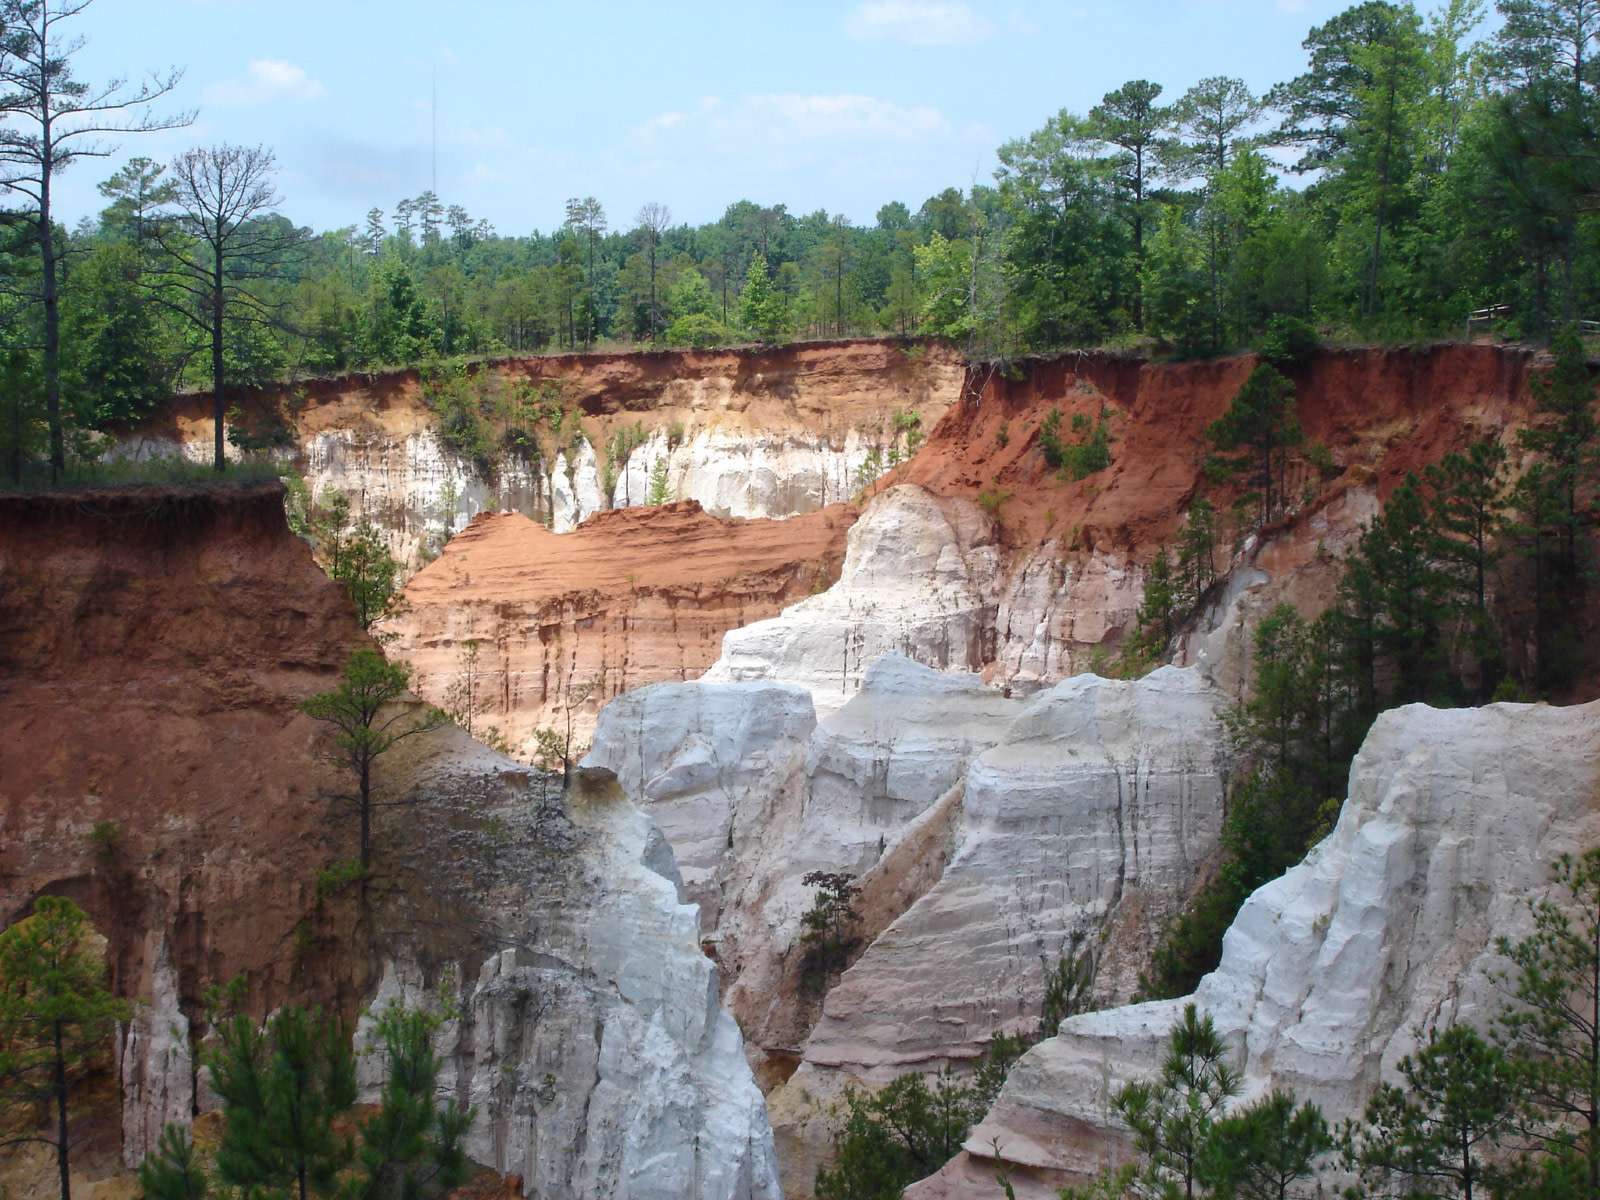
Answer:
0;484;372;1018
0;486;791;1195
893;343;1535;558
388;341;1548;760
146;337;964;449
383;499;857;751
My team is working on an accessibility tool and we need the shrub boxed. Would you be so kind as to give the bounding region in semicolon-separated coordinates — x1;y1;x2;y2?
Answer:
315;858;369;900
798;871;861;995
86;819;121;862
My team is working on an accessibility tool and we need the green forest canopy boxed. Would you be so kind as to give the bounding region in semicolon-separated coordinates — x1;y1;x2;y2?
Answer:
4;0;1600;470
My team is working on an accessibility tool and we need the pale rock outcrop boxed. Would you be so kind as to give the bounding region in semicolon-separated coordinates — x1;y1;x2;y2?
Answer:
613;427;896;519
767;666;1228;1197
585;655;1027;1049
703;487;1000;716
918;698;1600;1200
112;427;604;559
584;680;818;930
988;545;1143;690
716;657;1029;1044
117;941;193;1168
805;665;1229;1077
350;747;779;1200
586;650;1233;1200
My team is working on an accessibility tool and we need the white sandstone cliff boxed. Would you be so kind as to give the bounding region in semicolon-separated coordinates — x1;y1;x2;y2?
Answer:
118;736;780;1200
912;698;1600;1200
701;487;1002;716
587;654;1231;1200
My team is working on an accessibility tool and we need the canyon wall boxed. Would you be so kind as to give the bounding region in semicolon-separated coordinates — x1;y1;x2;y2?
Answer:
82;339;1557;1198
0;484;780;1200
389;342;1540;758
585;656;1233;1197
569;340;1549;1195
911;696;1600;1200
384;499;856;753
116;339;965;566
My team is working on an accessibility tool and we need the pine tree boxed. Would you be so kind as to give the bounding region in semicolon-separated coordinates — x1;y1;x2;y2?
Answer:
138;1125;207;1200
1346;1025;1518;1200
350;1004;474;1200
1115;1004;1242;1200
1204;1090;1331;1200
739;251;785;342
1426;440;1508;694
1519;323;1597;587
1505;461;1566;687
209;1006;358;1200
0;897;131;1200
1206;365;1304;524
333;523;400;630
1177;498;1219;605
1345;474;1455;704
1495;847;1600;1200
299;650;446;871
646;456;673;505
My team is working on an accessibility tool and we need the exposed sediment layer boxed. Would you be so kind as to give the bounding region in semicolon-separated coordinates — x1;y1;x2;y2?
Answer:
0;484;780;1199
395;342;1544;760
382;499;856;754
910;697;1600;1200
116;338;965;562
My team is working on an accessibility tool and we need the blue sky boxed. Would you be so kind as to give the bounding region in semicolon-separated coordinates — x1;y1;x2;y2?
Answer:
53;0;1419;237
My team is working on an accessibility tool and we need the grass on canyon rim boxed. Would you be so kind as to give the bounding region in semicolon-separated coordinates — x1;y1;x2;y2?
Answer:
0;454;287;493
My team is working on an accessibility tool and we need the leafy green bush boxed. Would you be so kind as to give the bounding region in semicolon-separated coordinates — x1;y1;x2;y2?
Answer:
315;858;369;900
1256;314;1321;365
1039;408;1114;479
665;313;737;348
87;819;121;863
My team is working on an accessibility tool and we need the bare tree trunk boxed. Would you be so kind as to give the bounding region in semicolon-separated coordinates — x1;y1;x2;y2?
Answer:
39;99;61;481
212;244;226;471
359;756;373;871
54;1020;70;1200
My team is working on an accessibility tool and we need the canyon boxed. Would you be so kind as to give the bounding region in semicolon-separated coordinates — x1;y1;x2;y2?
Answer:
912;694;1600;1198
117;339;964;564
6;336;1579;1200
0;485;779;1200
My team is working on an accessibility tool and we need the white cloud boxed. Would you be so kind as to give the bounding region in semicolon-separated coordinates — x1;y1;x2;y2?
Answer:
203;59;327;106
633;93;949;154
844;0;994;46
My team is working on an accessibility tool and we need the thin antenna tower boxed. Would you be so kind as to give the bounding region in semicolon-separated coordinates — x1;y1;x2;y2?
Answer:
431;62;437;195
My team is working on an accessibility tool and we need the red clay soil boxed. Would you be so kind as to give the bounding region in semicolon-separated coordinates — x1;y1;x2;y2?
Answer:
386;499;857;748
887;342;1540;560
0;483;377;1021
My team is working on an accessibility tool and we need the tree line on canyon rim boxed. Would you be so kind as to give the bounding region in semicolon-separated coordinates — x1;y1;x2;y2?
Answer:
4;0;1600;478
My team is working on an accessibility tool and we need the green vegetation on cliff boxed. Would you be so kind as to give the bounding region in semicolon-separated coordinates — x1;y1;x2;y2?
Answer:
3;0;1600;479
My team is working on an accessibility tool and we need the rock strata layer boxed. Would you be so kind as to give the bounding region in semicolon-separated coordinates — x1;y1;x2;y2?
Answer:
586;654;1231;1198
912;698;1600;1200
0;485;779;1199
383;500;856;754
115;339;964;563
